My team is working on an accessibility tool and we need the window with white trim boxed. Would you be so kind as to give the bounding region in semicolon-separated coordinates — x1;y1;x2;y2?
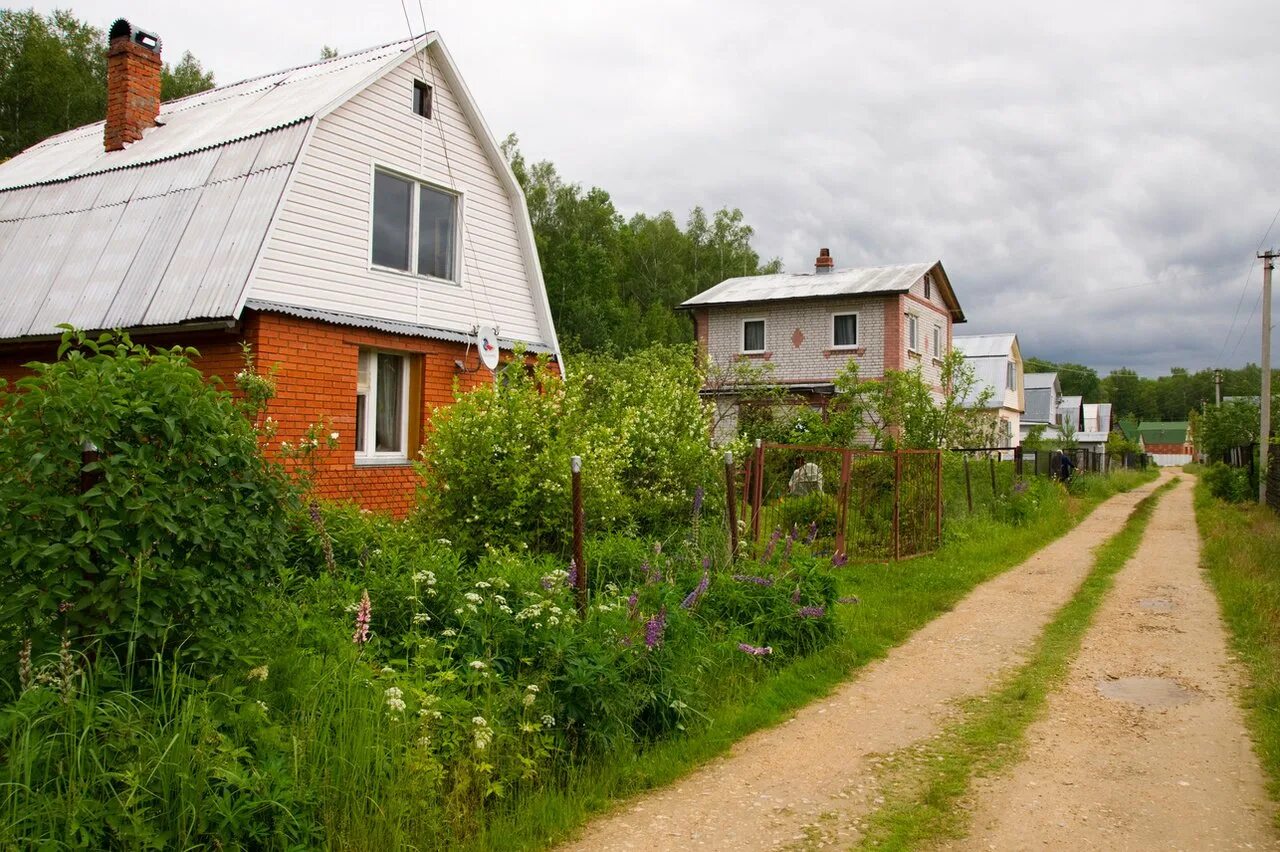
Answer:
924;274;932;300
742;319;765;353
1006;361;1016;390
832;313;858;348
907;314;919;351
371;169;457;282
355;349;410;462
932;326;941;356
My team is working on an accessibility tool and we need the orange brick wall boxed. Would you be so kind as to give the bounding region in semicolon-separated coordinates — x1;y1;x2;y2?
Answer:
0;312;493;517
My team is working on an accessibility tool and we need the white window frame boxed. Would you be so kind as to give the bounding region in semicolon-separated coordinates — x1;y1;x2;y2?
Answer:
906;314;920;352
355;348;411;465
1007;361;1016;390
831;311;859;349
741;317;767;354
932;325;941;356
368;164;463;286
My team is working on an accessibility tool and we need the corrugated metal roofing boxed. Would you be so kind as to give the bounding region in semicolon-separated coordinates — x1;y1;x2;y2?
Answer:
679;261;966;319
1082;402;1112;434
959;357;1010;407
1024;372;1059;389
0;38;417;191
1061;396;1083;431
244;300;556;354
1138;421;1189;445
953;333;1016;358
0;124;304;338
1024;387;1055;424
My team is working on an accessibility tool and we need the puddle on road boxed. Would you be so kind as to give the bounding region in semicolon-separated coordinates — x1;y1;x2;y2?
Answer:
1097;677;1196;708
1137;598;1175;613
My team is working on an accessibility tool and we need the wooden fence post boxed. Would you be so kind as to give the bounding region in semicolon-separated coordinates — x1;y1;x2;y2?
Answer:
723;450;738;560
836;449;852;556
750;438;765;544
963;453;973;513
935;451;943;550
892;451;902;560
1014;445;1023;477
571;455;587;617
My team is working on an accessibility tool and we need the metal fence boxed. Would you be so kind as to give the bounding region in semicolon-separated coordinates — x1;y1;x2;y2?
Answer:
741;442;942;560
1016;447;1147;478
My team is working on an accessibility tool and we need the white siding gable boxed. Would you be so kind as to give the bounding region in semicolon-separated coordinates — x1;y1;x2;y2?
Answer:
249;44;549;346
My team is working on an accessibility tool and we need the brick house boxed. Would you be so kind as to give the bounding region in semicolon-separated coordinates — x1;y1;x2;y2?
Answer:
680;249;965;440
0;21;561;515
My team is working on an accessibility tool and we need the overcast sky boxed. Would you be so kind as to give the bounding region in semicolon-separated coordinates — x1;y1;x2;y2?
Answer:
35;0;1280;375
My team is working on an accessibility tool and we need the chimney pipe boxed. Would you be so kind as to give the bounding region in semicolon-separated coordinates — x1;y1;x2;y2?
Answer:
104;19;162;152
814;247;834;274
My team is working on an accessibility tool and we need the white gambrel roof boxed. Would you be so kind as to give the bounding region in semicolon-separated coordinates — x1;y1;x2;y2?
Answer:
680;261;966;321
953;333;1016;358
0;34;562;362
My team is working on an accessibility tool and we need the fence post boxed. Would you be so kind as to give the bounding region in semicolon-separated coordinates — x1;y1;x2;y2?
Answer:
750;438;765;544
892;451;902;560
935;451;943;550
836;449;852;556
989;454;998;496
1014;445;1023;477
570;455;587;617
723;450;738;561
963;453;973;513
741;454;753;524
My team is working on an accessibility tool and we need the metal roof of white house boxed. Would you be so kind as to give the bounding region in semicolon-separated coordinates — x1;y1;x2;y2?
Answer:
953;333;1017;358
0;37;423;339
679;261;966;321
1024;372;1059;389
0;38;416;190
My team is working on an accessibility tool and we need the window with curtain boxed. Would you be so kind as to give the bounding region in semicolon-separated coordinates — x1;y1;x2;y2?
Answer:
355;349;409;462
742;319;765;353
833;313;858;347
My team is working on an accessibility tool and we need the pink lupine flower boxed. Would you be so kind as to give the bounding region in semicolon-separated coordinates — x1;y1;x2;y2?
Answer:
352;589;372;645
737;643;772;656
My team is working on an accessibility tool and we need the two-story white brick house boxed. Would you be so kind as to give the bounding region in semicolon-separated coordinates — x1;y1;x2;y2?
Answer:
680;249;965;440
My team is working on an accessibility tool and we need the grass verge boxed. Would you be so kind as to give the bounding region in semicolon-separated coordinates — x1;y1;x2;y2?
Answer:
469;469;1159;850
854;476;1177;850
1193;476;1280;829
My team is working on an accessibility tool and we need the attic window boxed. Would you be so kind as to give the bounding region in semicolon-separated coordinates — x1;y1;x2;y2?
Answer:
413;81;433;119
924;275;932;300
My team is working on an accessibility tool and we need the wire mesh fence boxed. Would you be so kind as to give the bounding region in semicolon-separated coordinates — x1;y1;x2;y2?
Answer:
742;442;941;560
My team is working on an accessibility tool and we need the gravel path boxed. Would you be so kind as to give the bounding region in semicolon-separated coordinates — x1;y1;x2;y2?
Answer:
559;477;1165;851
951;474;1278;850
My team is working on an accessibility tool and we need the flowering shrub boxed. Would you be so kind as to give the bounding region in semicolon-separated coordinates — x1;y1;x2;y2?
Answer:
414;345;718;555
0;329;294;664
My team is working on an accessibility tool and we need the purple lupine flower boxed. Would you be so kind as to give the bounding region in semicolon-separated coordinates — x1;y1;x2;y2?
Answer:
796;605;826;619
566;559;578;588
681;571;710;610
691;486;704;518
762;527;782;561
643;560;662;584
702;555;712;571
352;589;372;645
790;585;802;604
783;532;794;560
644;607;667;648
806;521;819;544
831;550;848;567
1012;479;1029;495
541;576;555;590
732;574;774;587
737;643;773;656
838;596;861;605
627;591;639;619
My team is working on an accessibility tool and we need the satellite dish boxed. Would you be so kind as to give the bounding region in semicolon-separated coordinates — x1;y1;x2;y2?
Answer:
478;325;500;371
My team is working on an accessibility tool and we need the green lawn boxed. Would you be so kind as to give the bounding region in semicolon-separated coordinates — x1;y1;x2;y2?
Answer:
1194;477;1280;829
469;468;1158;850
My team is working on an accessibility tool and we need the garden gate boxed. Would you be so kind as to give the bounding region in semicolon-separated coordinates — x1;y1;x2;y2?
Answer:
741;442;942;560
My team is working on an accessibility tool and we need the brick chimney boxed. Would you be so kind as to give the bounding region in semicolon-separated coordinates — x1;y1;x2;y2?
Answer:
814;247;834;274
104;19;162;152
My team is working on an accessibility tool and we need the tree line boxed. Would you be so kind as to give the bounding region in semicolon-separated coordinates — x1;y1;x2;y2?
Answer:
1024;357;1274;423
0;9;215;161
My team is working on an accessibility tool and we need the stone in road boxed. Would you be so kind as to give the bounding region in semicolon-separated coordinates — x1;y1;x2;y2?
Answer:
952;474;1277;850
559;477;1165;851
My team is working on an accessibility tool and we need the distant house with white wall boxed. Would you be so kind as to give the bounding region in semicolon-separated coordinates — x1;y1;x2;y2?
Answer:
1021;372;1063;442
953;333;1023;447
1076;403;1113;453
680;249;966;441
1060;395;1083;436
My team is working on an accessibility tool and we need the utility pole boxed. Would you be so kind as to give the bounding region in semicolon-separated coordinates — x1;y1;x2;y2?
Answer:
1214;369;1223;406
1259;250;1274;504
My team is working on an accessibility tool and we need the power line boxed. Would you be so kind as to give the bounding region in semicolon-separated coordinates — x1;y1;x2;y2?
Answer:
1219;204;1280;363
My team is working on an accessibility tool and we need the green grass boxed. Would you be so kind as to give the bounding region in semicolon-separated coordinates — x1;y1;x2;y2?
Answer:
1193;476;1280;829
467;469;1159;850
854;476;1177;850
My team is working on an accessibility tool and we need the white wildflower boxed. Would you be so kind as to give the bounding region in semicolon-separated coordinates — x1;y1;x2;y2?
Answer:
541;714;555;728
256;700;269;714
330;431;339;441
381;666;396;675
474;581;491;589
412;613;431;625
525;684;539;693
499;605;512;614
464;592;483;604
441;628;457;637
386;697;406;713
435;538;452;546
246;665;269;681
523;692;536;707
469;660;487;670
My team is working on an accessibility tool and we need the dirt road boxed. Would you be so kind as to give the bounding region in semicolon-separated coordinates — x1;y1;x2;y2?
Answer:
952;474;1277;850
560;478;1165;851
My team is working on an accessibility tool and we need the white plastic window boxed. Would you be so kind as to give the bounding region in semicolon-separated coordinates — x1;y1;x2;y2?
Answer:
355;349;410;463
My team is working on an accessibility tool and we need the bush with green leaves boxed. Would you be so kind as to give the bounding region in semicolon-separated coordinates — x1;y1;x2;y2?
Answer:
415;344;717;555
1203;461;1252;503
0;329;295;664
